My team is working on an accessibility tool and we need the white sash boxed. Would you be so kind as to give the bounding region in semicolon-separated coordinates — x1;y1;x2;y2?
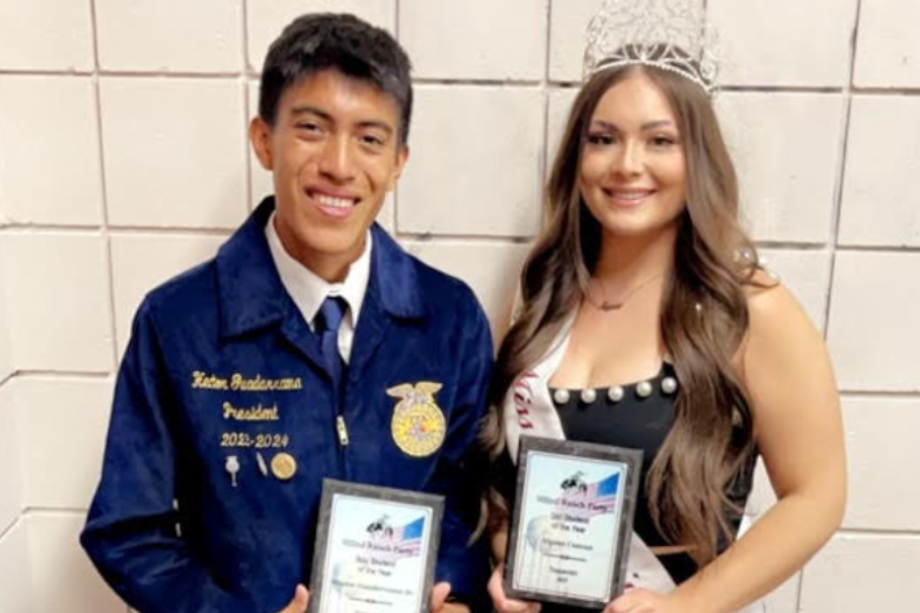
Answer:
500;317;764;610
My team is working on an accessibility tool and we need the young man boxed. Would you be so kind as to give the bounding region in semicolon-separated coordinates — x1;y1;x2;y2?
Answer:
81;14;492;613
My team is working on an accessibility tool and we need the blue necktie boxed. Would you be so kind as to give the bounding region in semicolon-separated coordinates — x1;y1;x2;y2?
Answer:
316;296;347;403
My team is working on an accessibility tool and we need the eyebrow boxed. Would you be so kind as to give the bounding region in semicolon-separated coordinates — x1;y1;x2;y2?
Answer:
290;105;395;135
591;119;676;131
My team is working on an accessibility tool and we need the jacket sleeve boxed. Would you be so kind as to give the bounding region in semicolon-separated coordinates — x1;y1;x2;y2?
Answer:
80;299;256;613
431;290;494;612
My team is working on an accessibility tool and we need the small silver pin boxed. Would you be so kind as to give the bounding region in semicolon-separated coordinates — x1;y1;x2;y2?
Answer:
256;451;268;477
225;455;240;488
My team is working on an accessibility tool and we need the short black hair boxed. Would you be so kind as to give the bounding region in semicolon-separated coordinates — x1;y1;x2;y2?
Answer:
259;13;413;146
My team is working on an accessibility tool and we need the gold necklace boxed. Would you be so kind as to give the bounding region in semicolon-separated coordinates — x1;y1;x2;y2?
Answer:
589;273;665;312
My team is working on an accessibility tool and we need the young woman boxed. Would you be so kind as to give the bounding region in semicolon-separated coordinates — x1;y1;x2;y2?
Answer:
483;58;846;613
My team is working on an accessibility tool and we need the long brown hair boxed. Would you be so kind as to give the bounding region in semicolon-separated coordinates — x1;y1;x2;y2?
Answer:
482;65;761;565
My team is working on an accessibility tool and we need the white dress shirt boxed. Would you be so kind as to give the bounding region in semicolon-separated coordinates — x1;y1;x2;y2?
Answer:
264;211;371;364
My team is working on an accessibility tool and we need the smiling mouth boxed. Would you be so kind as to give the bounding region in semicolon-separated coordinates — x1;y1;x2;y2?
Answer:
307;189;360;211
602;188;656;204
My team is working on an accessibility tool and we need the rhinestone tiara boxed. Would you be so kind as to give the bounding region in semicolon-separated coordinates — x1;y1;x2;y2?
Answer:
583;0;719;94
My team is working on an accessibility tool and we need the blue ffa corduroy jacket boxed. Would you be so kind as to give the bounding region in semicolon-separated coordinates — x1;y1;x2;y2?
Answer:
81;198;494;613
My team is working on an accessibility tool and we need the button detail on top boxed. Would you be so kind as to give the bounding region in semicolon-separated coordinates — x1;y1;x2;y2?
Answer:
661;377;678;395
553;389;571;404
608;386;625;402
636;381;653;398
580;388;597;404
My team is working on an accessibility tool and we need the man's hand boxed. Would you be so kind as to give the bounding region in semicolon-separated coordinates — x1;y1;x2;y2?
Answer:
488;564;541;613
276;584;310;613
430;581;470;613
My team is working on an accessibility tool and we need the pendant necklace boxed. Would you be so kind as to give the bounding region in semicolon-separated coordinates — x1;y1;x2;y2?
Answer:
591;273;665;312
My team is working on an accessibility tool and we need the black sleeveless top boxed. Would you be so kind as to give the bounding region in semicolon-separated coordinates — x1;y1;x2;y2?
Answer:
540;362;756;611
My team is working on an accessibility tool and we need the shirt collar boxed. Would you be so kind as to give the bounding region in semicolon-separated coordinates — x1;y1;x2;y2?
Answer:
215;197;426;339
264;210;371;330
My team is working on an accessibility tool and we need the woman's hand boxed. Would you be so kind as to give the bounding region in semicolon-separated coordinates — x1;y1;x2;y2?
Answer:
604;588;684;613
488;563;541;613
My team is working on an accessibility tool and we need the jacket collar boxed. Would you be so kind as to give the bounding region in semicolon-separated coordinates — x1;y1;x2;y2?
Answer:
216;197;426;339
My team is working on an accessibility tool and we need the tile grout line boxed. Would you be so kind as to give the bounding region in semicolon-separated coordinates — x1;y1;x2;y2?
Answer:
21;507;91;516
8;370;113;380
819;100;851;340
88;0;120;372
0;516;23;545
540;0;553;195
241;0;255;214
837;527;920;537
800;1;865;611
819;0;864;343
839;390;920;398
0;73;917;96
1;225;235;237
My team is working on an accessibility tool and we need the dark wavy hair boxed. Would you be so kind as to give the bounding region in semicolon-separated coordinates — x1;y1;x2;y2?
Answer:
481;64;763;566
259;13;413;145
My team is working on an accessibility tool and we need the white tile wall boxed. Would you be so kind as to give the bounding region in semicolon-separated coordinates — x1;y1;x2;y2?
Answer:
100;78;248;229
854;0;920;88
404;240;531;337
826;251;920;392
15;377;114;510
744;459;775;518
548;0;604;83
0;76;104;226
0;382;22;533
800;534;920;611
708;0;859;87
0;2;917;610
716;92;845;244
398;85;545;237
1;232;113;373
838;95;920;247
841;397;920;530
763;574;800;613
758;249;832;333
0;0;94;71
545;88;580;173
110;233;226;357
400;0;547;81
246;0;396;73
552;0;861;87
26;513;125;613
0;521;31;613
95;0;243;74
0;326;10;385
0;235;13;382
247;79;274;210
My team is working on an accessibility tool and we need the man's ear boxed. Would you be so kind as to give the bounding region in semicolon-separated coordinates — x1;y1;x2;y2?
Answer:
387;145;410;192
249;116;274;171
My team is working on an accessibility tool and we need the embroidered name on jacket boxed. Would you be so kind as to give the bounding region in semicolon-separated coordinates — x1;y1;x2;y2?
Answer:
191;371;303;391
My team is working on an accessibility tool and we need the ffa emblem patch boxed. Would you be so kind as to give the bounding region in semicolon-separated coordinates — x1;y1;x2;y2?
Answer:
387;381;446;457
